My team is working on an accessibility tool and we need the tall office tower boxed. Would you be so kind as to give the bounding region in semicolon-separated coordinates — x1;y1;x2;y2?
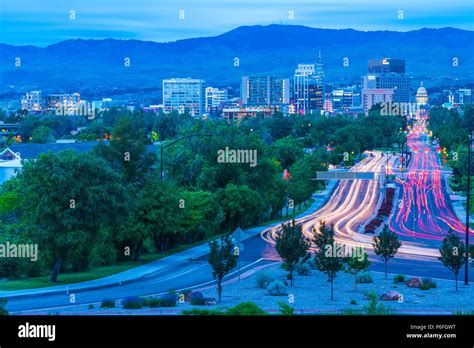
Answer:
361;58;410;112
46;93;81;113
241;76;290;106
294;64;315;113
457;89;472;104
205;87;228;112
162;78;205;116
368;58;405;74
21;91;43;112
331;88;358;109
293;52;325;113
312;50;325;110
361;88;394;113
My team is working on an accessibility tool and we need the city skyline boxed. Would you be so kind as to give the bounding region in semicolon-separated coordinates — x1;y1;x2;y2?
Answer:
1;0;474;46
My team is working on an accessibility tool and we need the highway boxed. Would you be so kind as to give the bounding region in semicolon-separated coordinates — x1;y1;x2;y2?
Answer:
261;119;473;279
389;120;473;247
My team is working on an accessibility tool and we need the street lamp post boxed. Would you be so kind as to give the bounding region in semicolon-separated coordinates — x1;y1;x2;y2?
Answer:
465;131;473;285
160;133;213;181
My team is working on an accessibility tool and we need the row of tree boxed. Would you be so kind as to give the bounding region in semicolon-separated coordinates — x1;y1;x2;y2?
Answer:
429;105;474;211
274;221;471;299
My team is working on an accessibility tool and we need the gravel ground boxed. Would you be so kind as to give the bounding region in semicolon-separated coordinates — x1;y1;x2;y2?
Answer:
20;262;474;315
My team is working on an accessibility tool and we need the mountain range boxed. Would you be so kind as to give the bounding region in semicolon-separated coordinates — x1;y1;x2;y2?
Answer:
0;25;473;96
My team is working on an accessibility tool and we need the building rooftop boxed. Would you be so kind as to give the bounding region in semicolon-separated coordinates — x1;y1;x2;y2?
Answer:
9;141;158;160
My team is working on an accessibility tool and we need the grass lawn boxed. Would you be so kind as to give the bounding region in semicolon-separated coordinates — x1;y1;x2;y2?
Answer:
0;240;210;291
0;197;317;291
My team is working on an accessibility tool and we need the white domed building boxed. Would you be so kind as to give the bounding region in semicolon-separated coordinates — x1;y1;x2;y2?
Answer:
416;82;429;105
415;82;429;118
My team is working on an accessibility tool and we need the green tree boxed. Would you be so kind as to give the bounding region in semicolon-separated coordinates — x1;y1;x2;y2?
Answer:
373;225;402;279
0;298;8;315
218;184;262;230
15;150;129;282
128;179;185;259
272;136;303;169
313;223;345;300
275;221;310;286
208;234;238;302
180;190;224;243
287;152;326;208
0;180;21;223
346;248;370;291
439;229;466;291
31;126;54;143
94;115;156;187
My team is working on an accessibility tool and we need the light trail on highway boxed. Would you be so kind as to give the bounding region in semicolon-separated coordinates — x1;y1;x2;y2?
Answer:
389;120;473;242
260;150;425;255
261;118;471;259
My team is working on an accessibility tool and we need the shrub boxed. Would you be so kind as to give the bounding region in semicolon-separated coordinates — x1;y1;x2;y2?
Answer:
393;274;405;284
356;272;373;284
420;278;437;290
158;294;177;307
350;299;357;305
181;308;224;315
148;298;162;308
226;302;267;315
122;296;142;309
454;310;474;315
190;291;205;305
255;271;275;289
296;262;311;275
100;299;115;308
267;280;289;296
342;308;362;315
364;293;391;315
278;302;294;315
88;304;94;310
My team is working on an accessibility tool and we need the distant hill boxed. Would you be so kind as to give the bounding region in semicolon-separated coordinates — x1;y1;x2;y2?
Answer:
0;25;473;94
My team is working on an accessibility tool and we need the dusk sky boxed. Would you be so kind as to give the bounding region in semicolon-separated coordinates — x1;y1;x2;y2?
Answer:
1;0;473;46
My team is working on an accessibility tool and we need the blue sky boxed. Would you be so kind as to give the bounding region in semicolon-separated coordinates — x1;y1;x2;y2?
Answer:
1;0;473;46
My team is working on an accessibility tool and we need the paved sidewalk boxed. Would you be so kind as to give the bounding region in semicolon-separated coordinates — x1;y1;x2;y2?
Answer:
0;180;339;299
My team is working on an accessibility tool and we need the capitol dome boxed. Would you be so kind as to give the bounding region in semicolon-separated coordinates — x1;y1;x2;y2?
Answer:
416;82;428;105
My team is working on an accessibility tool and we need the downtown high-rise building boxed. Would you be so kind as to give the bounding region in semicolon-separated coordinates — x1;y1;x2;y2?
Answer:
21;91;43;112
46;93;81;113
330;87;360;110
361;58;410;113
293;52;325;113
163;78;205;116
368;58;405;74
205;87;228;112
241;76;290;106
